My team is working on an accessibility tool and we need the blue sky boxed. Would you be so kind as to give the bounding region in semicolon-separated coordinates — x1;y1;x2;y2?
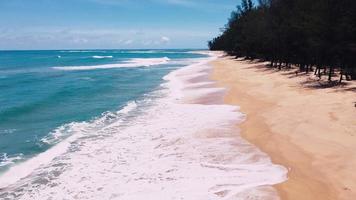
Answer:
0;0;241;50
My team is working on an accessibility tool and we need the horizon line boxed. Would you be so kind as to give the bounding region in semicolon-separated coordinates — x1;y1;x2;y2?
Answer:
0;48;209;51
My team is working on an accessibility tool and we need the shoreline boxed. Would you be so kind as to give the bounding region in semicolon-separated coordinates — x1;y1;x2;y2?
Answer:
0;52;287;199
210;56;356;200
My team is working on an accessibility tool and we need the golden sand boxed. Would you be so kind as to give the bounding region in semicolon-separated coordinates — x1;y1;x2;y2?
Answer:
211;56;356;200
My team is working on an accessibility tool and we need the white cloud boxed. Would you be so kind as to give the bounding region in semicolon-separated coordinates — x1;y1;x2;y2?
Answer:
161;36;170;43
0;27;212;49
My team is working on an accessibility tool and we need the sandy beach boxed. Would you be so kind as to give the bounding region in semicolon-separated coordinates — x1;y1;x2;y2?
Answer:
211;56;356;200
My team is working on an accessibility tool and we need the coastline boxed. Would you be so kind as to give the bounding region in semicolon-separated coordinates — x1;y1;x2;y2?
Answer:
0;51;287;199
210;56;356;199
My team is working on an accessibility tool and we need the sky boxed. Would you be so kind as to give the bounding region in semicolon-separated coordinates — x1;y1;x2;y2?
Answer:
0;0;241;50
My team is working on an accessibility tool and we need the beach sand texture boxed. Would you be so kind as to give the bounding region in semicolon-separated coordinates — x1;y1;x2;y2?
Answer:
211;56;356;200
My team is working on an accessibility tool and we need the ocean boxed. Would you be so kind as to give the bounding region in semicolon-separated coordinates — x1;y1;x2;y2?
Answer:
0;49;205;170
0;50;286;199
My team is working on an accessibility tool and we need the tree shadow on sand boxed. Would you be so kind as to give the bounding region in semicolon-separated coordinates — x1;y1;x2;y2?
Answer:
233;59;356;93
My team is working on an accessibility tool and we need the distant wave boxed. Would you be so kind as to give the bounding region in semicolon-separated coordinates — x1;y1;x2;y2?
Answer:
187;50;217;56
125;50;159;54
123;50;189;54
53;57;170;71
60;50;107;53
92;56;113;59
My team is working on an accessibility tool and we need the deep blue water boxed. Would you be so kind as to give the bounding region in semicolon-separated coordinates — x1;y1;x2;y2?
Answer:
0;49;207;171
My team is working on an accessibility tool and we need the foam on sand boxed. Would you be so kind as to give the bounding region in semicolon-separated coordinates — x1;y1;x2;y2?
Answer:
163;51;224;103
53;57;170;71
0;52;287;200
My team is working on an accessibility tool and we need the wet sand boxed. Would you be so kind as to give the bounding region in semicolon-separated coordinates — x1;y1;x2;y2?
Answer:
211;56;356;200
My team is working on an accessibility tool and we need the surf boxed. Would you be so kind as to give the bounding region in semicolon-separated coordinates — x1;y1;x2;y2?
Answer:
0;52;287;200
53;57;170;71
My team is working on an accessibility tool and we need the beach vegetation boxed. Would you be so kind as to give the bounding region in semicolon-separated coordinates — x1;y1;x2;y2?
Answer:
209;0;356;82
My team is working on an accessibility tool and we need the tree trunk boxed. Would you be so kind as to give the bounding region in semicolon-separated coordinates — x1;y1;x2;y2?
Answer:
328;66;333;81
299;64;305;72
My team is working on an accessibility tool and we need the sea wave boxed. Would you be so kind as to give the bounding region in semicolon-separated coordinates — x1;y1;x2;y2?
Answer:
60;50;107;53
92;56;113;59
0;101;139;188
123;50;160;54
52;57;170;71
0;153;23;168
40;101;138;146
122;50;189;54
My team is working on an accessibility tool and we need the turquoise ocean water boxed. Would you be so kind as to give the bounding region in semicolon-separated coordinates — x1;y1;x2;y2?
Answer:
0;49;207;173
0;50;288;200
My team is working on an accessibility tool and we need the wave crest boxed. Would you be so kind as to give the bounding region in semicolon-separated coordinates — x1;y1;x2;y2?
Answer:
0;153;24;168
0;101;138;188
92;56;113;59
53;57;170;71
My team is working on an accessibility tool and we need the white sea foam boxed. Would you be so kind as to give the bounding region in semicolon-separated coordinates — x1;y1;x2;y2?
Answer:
123;50;193;54
53;57;170;71
0;52;287;200
163;51;219;101
0;153;23;167
0;101;138;188
92;55;113;59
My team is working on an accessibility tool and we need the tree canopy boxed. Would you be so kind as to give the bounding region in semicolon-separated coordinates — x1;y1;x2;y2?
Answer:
209;0;356;82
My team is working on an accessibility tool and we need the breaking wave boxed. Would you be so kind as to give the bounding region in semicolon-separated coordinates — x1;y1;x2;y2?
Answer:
92;56;113;59
53;57;170;71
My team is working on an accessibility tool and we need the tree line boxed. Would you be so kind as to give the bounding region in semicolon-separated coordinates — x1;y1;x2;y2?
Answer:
209;0;356;82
